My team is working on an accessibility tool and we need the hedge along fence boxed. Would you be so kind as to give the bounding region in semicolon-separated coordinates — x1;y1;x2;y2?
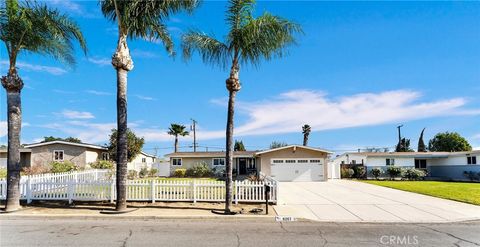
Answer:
0;171;278;204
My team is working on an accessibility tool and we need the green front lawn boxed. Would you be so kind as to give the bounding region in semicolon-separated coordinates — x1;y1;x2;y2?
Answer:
362;180;480;206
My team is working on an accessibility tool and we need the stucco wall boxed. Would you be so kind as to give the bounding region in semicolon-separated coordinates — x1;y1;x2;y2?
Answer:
428;165;480;180
366;157;414;167
256;147;328;177
169;156;231;174
30;144;103;168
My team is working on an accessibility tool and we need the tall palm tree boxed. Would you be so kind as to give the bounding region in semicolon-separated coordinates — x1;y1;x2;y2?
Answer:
0;0;86;212
167;124;189;152
182;0;302;213
100;0;199;212
302;124;311;146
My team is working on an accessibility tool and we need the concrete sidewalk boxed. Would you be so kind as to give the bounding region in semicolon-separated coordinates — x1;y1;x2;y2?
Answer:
274;180;480;223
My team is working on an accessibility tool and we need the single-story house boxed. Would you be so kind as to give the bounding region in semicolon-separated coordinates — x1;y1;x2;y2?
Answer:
331;150;480;180
0;140;156;172
165;145;332;182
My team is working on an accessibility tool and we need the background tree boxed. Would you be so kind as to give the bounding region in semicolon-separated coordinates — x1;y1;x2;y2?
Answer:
107;128;145;163
101;0;198;212
302;124;311;146
42;136;82;143
0;0;86;211
182;0;301;213
167;124;189;152
234;140;246;151
428;132;472;152
395;138;413;152
417;128;427;152
270;141;289;149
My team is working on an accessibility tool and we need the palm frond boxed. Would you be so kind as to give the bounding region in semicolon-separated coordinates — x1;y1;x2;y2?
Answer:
182;30;230;69
237;12;302;66
226;0;254;31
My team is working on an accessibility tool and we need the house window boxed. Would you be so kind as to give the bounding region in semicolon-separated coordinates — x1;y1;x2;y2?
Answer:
53;150;64;161
351;160;356;165
297;160;308;163
310;159;322;163
415;159;427;169
142;158;146;163
172;158;182;166
386;158;395;166
285;160;296;164
247;159;256;169
101;152;109;161
213;158;225;166
272;159;284;164
467;156;477;165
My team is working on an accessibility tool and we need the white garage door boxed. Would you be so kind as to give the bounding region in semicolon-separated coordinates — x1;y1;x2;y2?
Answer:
270;158;324;182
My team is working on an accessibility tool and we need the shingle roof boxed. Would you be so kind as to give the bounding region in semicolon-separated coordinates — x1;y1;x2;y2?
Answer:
165;151;257;158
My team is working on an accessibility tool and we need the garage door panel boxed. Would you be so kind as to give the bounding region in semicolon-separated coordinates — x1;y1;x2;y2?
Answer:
270;159;324;182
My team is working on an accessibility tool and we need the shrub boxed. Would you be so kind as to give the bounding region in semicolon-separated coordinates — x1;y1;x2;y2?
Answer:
463;171;479;181
173;168;186;177
340;167;354;178
353;166;366;178
139;167;149;178
22;165;51;176
386;166;403;179
149;168;158;177
90;160;114;170
370;168;383;180
50;161;77;173
0;168;6;179
186;162;212;177
127;170;138;180
403;168;426;180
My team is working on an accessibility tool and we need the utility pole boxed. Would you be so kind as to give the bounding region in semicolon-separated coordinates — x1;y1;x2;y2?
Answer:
191;118;197;152
397;124;403;143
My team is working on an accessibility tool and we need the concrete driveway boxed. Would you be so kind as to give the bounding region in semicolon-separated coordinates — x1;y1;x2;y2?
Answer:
274;180;480;223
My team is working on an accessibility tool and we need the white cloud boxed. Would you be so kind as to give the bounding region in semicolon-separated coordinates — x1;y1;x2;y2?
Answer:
53;89;74;94
60;110;95;120
49;0;82;14
86;90;112;96
135;95;156;101
87;57;111;66
0;121;6;138
41;121;115;144
204;89;479;139
0;60;66;75
131;49;158;58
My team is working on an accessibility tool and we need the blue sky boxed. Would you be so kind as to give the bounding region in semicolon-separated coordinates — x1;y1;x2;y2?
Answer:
1;1;479;156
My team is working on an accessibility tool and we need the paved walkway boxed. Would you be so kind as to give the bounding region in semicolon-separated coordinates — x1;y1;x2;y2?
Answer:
274;180;480;223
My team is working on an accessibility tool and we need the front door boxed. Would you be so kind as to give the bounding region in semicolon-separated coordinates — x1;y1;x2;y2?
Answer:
239;158;247;175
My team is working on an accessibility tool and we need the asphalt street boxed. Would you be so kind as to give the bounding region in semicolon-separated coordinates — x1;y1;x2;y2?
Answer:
1;218;479;247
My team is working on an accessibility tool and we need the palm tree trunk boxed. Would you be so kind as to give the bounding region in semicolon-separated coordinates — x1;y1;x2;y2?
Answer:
174;136;179;153
225;89;236;213
115;67;128;211
1;71;24;212
112;33;133;212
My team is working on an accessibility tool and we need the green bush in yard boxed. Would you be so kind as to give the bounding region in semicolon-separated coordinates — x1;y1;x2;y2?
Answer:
173;169;187;177
50;161;77;173
340;167;354;178
186;162;212;177
353;166;366;178
139;167;149;178
90;160;114;169
386;166;403;179
127;170;138;180
370;168;383;180
149;168;158;177
403;168;426;180
0;168;6;179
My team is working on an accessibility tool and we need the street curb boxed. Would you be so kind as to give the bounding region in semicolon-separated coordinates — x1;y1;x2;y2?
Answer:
0;214;280;221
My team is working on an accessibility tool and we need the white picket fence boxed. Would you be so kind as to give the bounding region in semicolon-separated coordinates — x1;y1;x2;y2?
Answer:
0;170;278;204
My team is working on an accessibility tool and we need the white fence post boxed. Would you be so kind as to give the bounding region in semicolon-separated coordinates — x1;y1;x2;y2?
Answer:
151;179;156;203
192;180;196;203
26;178;32;204
68;180;74;204
234;180;238;205
110;179;115;203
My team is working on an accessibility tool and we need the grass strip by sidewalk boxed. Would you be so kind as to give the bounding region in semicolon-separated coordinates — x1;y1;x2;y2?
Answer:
362;180;480;206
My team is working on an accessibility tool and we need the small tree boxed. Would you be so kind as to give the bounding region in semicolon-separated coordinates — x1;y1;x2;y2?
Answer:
270;141;288;149
386;166;403;180
234;140;246;151
302;124;311;146
107;128;145;163
167;124;189;153
428;132;472;152
417;128;427;152
42;136;82;143
395;138;413;152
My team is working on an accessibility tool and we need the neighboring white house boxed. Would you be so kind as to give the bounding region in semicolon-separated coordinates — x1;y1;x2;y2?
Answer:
331;150;480;180
127;151;157;171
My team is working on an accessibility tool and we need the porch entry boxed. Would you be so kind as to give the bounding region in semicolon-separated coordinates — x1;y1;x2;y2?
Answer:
236;158;256;175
